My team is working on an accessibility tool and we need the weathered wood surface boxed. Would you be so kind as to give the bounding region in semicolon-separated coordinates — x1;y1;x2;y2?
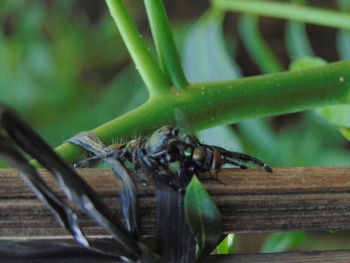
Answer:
206;250;350;263
2;247;350;263
0;166;350;238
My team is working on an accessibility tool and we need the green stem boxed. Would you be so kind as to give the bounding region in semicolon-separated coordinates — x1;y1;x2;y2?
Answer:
33;61;350;166
106;0;170;96
239;15;284;73
144;0;188;90
212;0;350;30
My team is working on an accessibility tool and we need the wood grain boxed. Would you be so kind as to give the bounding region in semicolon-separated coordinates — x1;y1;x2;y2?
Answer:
0;167;350;238
206;250;350;263
2;246;350;263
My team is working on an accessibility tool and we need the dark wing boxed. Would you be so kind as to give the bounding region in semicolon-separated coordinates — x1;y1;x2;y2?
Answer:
0;104;141;260
68;131;140;239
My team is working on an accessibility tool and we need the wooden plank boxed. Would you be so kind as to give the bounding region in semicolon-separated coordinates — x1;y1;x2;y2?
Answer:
0;167;350;238
2;247;350;263
206;250;350;263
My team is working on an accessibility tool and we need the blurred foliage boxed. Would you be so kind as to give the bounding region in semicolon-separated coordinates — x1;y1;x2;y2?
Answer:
261;232;306;253
0;0;350;255
0;0;147;147
184;176;222;261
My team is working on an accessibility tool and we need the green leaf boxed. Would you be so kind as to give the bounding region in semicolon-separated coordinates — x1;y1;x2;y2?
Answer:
338;0;350;10
315;105;350;128
285;0;314;60
337;30;350;59
261;232;306;253
184;176;222;262
216;234;235;254
315;105;350;139
337;0;350;59
288;57;350;141
182;8;241;82
340;127;350;141
289;57;327;71
239;15;284;74
286;20;314;60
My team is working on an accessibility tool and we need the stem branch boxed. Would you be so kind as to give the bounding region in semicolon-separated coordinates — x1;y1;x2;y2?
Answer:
39;61;350;166
106;0;170;96
144;0;188;90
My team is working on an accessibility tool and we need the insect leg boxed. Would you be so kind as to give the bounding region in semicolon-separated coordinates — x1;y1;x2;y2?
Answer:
214;146;272;172
221;157;248;170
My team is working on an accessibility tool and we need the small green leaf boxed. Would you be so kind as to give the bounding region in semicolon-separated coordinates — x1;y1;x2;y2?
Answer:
340;127;350;141
184;176;222;262
315;105;350;128
315;105;350;142
216;234;235;254
288;57;350;141
289;57;327;71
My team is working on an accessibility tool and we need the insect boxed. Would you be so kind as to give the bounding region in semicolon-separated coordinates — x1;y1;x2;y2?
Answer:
138;126;272;176
71;125;272;188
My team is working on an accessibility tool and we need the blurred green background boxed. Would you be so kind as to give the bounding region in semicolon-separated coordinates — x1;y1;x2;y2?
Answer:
1;0;349;255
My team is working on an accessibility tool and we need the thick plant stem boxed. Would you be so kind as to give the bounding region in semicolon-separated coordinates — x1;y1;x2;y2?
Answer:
144;0;188;90
34;61;350;166
212;0;350;30
106;0;170;96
